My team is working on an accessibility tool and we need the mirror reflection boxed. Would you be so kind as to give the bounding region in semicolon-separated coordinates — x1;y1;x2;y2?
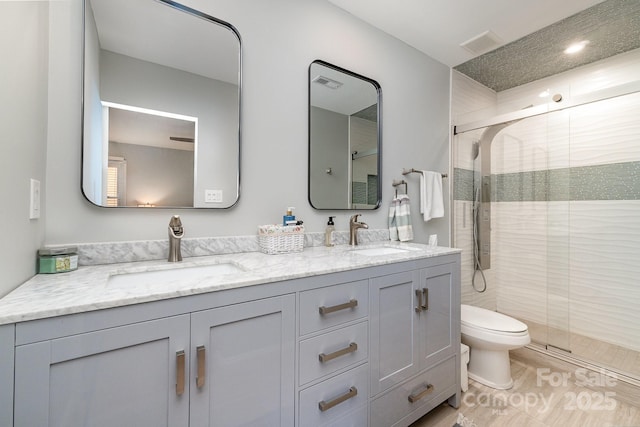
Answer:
82;0;241;208
308;61;381;210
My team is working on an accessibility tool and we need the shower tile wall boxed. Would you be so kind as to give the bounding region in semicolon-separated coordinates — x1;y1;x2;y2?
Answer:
452;49;640;357
452;71;497;310
491;91;640;353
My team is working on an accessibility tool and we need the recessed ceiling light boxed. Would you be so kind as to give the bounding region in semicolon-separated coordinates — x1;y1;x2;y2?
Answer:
564;40;589;54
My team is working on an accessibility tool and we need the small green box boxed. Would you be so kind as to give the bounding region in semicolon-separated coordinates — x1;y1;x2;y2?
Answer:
37;247;78;274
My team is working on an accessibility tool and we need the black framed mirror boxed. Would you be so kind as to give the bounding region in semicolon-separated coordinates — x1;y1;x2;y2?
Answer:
82;0;241;208
308;60;381;210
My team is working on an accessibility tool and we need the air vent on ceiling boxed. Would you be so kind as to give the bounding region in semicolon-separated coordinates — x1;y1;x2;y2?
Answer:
460;30;502;55
312;75;343;89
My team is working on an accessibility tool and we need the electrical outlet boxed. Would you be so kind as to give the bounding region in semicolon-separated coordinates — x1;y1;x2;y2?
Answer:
30;179;41;219
204;189;223;203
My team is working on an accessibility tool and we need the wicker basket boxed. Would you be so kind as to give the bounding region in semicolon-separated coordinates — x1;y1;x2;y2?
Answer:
257;224;305;254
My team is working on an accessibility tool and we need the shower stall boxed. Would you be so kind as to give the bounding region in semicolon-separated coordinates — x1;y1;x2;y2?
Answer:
452;79;640;383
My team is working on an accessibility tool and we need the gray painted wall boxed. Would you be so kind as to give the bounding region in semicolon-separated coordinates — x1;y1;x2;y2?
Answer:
310;106;349;208
108;142;195;207
99;50;239;208
2;0;451;296
0;2;49;298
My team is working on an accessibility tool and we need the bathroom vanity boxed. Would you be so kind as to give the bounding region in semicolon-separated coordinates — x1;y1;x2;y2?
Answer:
0;243;460;426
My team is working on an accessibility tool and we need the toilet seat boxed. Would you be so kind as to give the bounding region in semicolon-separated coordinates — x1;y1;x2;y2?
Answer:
461;304;528;333
461;322;531;348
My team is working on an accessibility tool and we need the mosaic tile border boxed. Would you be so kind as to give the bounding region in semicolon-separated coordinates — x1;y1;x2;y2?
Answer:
454;161;640;202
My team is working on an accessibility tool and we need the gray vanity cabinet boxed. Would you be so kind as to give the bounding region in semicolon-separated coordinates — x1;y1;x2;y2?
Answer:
5;250;460;427
13;295;295;427
190;295;295;427
14;314;191;426
369;262;460;427
369;270;422;395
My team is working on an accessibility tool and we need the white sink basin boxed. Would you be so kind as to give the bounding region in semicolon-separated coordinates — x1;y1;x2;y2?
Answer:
353;247;412;256
108;263;245;287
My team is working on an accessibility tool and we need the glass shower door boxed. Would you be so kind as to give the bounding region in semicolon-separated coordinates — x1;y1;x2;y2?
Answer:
545;108;571;353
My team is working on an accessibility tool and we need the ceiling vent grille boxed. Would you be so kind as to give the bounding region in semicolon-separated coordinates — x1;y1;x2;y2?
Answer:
460;30;502;55
312;75;343;89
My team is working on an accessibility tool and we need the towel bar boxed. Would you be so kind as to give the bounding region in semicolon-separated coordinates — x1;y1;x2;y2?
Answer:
402;168;447;178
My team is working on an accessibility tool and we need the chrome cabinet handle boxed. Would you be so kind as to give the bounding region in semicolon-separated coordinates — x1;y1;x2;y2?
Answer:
176;350;185;396
408;384;434;403
196;345;206;388
319;342;358;363
421;288;429;310
319;299;358;315
318;386;358;412
415;289;423;313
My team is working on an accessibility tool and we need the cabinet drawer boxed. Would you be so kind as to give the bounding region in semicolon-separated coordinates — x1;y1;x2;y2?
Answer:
300;280;368;335
300;321;368;386
370;356;456;427
324;405;368;427
299;363;368;427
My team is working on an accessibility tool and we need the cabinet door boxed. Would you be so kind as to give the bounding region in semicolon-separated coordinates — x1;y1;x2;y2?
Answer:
419;263;455;368
190;294;295;427
369;270;421;396
0;324;14;427
14;315;190;427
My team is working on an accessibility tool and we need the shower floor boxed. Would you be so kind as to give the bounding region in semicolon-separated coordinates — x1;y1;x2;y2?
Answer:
522;319;640;380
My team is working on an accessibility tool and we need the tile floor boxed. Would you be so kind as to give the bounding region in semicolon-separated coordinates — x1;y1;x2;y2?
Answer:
411;349;640;427
524;320;640;379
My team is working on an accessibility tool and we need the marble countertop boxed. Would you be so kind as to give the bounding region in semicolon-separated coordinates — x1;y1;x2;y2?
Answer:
0;242;460;325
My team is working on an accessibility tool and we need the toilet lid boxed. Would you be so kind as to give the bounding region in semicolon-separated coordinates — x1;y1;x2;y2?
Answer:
461;305;528;333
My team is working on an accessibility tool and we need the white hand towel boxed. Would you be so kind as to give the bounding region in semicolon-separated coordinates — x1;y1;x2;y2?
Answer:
419;171;444;222
389;194;413;242
388;197;399;241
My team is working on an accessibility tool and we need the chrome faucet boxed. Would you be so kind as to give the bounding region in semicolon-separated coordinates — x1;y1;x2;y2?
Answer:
349;214;368;246
168;215;184;262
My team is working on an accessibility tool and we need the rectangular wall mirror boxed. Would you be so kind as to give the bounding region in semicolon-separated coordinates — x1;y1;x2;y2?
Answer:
82;0;241;208
308;60;381;210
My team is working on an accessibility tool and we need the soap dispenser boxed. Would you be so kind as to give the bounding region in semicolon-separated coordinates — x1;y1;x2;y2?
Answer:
283;207;296;226
325;216;336;247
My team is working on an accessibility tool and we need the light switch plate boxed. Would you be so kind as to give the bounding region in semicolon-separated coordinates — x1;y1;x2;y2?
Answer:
30;179;41;219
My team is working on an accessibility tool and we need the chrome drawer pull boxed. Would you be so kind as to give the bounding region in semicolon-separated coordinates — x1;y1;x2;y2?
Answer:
176;350;185;396
415;289;423;313
408;384;434;403
319;342;358;363
421;288;429;310
318;386;358;412
196;345;206;388
319;299;358;315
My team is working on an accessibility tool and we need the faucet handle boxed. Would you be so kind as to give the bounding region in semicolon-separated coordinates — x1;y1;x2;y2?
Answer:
350;214;361;223
169;215;184;237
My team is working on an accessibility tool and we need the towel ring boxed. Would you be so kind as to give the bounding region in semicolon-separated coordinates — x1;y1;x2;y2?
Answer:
392;179;408;197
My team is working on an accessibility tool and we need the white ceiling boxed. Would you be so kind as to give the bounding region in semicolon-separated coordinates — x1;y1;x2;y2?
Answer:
90;0;239;84
326;0;606;67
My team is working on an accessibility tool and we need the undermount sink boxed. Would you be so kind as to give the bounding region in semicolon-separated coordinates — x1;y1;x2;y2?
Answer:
352;246;413;256
108;263;245;287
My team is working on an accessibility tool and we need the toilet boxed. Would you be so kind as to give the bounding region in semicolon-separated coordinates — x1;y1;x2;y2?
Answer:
460;304;530;389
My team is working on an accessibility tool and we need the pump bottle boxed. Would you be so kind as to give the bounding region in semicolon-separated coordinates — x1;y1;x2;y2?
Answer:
325;216;335;247
283;207;296;226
